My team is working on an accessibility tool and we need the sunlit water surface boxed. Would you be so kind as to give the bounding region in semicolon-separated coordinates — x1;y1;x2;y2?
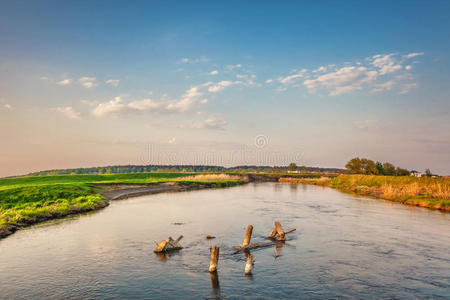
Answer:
0;183;449;299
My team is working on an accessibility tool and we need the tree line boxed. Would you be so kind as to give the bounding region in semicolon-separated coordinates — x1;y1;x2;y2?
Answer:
345;158;410;176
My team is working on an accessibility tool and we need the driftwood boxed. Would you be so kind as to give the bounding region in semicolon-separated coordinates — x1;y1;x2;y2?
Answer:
206;234;216;239
268;221;296;241
244;251;254;275
153;235;183;253
209;246;220;272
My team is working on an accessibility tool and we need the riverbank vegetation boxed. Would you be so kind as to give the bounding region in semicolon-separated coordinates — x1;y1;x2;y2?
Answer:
0;173;245;239
329;175;450;210
282;174;450;211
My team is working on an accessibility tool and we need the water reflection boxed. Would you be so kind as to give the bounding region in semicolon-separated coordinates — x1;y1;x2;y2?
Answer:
209;271;220;290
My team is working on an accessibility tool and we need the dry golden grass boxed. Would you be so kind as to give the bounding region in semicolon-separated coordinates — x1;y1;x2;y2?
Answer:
329;175;450;210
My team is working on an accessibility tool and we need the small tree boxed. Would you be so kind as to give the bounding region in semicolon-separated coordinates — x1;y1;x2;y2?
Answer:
345;158;363;174
425;169;432;177
288;163;297;172
301;165;307;173
382;162;396;176
361;158;377;174
376;161;384;175
396;167;410;176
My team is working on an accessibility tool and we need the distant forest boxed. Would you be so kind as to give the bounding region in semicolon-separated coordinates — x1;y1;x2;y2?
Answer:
27;165;345;176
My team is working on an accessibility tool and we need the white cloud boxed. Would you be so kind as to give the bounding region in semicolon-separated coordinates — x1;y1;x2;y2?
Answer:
179;56;209;64
91;97;126;117
79;77;97;88
370;54;402;75
168;137;176;144
303;66;367;90
56;79;72;86
406;52;424;59
312;66;327;73
210;70;219;75
266;79;273;83
106;79;120;87
370;80;396;93
208;80;241;93
329;85;362;96
405;65;412;70
91;83;211;117
4;103;12;109
226;64;242;70
55;106;81;120
278;69;307;84
193;114;227;130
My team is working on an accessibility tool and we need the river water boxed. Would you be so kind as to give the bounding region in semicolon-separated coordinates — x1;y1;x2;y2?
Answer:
0;182;449;299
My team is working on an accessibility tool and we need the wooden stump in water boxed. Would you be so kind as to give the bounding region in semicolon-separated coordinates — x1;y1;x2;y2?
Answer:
209;246;219;273
243;225;253;247
274;221;285;241
267;221;296;241
244;251;254;275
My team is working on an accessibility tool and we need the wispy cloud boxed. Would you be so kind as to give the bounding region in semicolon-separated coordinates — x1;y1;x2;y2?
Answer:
405;52;424;59
278;69;307;84
4;103;12;109
208;80;241;93
56;79;72;86
226;64;242;70
79;77;97;88
193;114;227;130
179;56;209;64
210;70;219;75
55;106;81;120
106;79;120;87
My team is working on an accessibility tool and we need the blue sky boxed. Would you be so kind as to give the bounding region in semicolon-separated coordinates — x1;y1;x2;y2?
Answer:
1;1;450;176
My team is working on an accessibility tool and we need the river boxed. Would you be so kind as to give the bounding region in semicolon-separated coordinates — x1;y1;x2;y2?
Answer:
0;182;449;299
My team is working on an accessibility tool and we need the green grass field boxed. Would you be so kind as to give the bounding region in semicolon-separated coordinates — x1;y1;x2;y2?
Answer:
0;173;242;233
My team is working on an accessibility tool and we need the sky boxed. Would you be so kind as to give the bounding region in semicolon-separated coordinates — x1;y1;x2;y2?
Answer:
1;0;450;177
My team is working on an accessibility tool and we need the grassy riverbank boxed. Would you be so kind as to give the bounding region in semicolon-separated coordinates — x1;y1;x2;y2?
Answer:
280;174;450;211
0;173;245;239
329;175;450;211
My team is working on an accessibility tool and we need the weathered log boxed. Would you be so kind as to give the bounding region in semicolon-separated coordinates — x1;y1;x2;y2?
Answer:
153;240;168;253
274;221;285;241
209;246;219;272
234;242;273;252
244;251;254;275
206;234;216;239
153;235;183;253
243;225;253;247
